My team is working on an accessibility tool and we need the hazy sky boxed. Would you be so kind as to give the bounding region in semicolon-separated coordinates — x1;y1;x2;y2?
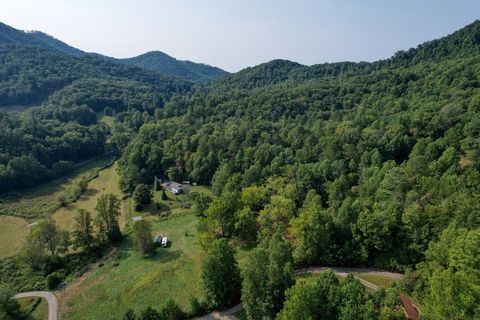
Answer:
0;0;479;71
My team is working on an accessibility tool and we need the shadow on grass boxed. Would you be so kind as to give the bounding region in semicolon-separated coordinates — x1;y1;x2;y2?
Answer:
143;249;181;263
83;188;99;198
115;237;182;264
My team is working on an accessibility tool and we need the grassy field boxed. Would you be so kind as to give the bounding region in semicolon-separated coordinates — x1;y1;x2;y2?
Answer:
354;273;397;288
58;213;203;320
17;297;48;320
0;156;115;257
0;156;114;219
0;215;30;258
99;115;115;127
52;163;125;231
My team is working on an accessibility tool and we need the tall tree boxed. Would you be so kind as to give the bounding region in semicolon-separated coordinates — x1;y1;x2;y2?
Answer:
201;239;241;308
57;230;71;254
19;232;47;270
95;193;122;243
278;270;359;320
72;209;94;250
241;232;294;319
204;192;241;237
133;184;152;210
0;284;24;320
133;220;155;254
36;219;59;256
291;190;334;265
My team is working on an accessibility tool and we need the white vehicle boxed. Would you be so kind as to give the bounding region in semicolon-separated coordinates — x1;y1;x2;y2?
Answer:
161;237;168;247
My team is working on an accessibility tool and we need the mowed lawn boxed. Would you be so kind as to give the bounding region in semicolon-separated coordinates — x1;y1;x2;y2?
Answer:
59;213;203;320
0;215;29;258
52;163;125;231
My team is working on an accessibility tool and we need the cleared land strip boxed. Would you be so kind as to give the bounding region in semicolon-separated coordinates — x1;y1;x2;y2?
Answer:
14;291;58;320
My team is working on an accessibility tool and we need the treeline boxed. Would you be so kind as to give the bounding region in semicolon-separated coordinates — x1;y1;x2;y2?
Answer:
116;20;480;319
0;110;108;192
44;77;167;113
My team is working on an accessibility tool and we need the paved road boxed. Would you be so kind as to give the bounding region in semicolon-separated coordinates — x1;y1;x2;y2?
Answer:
195;266;403;320
14;291;58;320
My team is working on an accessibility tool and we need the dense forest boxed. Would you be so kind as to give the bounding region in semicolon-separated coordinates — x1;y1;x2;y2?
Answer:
0;19;479;320
116;20;480;319
0;34;194;191
120;51;228;83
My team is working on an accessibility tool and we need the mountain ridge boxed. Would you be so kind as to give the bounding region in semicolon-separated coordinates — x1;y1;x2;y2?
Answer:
0;22;227;82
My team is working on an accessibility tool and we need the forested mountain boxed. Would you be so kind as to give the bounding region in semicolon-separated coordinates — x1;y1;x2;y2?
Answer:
0;40;193;190
0;43;192;106
120;51;227;83
115;20;480;319
0;22;227;82
27;31;87;57
1;17;479;319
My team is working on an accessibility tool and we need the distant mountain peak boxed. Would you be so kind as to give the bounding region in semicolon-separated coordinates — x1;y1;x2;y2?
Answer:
120;51;227;83
0;21;227;82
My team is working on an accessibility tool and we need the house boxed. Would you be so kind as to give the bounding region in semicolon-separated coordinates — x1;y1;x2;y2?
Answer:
133;216;143;222
161;181;184;194
154;235;162;244
161;236;168;247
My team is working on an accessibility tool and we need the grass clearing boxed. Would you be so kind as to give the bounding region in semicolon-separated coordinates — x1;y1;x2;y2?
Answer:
0;156;114;219
354;273;396;288
0;215;30;258
17;297;48;320
52;163;124;231
99;115;115;128
58;213;203;320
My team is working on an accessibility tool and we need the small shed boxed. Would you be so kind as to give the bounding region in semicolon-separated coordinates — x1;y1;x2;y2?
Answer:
133;216;143;222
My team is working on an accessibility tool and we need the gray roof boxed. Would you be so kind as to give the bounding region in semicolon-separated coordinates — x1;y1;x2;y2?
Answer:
162;181;184;190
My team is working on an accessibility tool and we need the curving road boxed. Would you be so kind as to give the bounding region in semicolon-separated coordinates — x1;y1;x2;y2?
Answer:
14;291;58;320
195;266;403;320
12;267;403;320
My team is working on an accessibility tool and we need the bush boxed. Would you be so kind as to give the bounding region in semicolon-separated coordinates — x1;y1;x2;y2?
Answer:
75;175;89;193
188;296;208;317
159;299;186;320
46;272;62;290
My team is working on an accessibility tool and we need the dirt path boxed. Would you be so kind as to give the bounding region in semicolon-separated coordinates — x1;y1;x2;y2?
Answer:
14;291;58;320
194;266;404;320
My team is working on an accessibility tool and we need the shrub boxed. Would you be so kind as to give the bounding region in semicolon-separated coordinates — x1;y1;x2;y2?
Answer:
46;272;62;290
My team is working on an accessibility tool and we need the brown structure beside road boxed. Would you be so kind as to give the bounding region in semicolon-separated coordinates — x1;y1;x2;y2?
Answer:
400;293;420;320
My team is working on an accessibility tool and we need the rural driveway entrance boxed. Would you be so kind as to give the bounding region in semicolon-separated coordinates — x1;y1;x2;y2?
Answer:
14;291;58;320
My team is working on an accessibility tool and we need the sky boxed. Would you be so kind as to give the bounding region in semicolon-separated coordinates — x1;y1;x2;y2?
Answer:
0;0;479;72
